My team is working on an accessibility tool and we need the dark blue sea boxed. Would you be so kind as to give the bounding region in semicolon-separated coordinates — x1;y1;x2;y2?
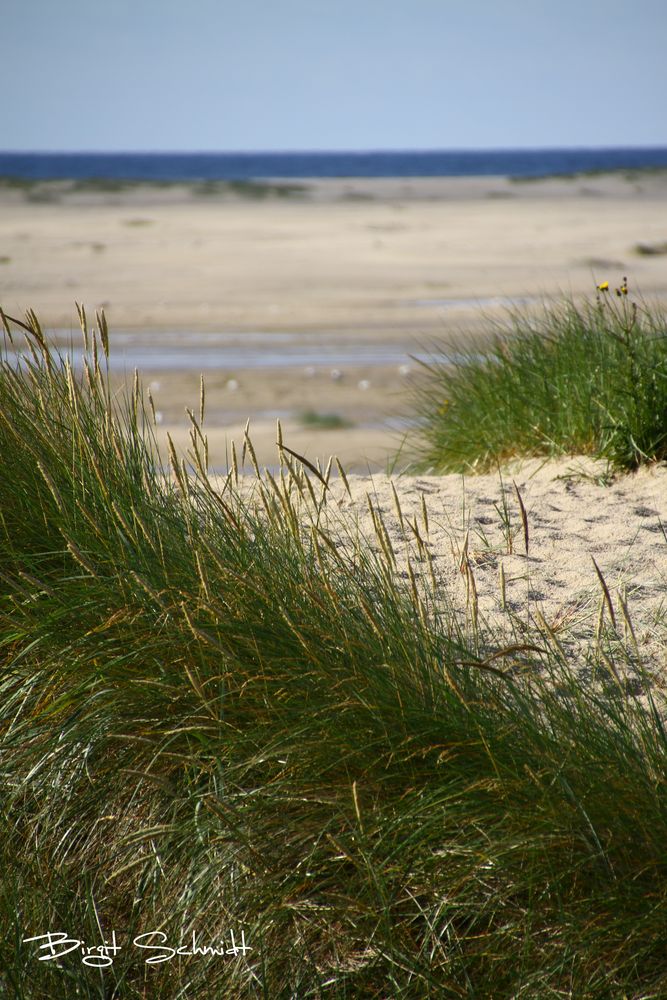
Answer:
2;148;667;182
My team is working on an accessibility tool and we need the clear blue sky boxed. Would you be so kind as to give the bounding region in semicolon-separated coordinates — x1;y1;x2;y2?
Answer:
3;0;666;151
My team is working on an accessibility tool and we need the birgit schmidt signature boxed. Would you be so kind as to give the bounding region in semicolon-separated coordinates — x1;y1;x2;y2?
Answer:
23;929;252;967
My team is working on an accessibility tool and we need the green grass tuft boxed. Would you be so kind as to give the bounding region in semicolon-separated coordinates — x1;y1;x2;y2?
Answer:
410;290;667;473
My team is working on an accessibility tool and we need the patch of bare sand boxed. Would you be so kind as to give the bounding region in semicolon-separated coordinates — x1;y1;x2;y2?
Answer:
158;419;399;473
335;458;667;688
213;456;667;695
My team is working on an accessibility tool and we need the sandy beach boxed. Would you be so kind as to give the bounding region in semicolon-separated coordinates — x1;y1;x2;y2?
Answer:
201;452;666;695
328;457;667;686
1;171;667;470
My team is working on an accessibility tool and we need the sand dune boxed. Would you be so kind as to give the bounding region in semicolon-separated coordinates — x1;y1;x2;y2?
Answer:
219;455;667;690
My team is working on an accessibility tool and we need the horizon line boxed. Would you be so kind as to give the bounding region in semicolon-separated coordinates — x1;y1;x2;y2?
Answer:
2;144;667;156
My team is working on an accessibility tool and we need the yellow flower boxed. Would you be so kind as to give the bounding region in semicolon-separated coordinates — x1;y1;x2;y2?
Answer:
597;281;609;292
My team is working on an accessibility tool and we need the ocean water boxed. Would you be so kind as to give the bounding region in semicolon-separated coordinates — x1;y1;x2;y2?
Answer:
1;147;667;181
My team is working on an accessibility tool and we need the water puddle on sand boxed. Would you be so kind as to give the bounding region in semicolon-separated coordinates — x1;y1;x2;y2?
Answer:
5;296;540;373
7;329;462;372
409;294;540;310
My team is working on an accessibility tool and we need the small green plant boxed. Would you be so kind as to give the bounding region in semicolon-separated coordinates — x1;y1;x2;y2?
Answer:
0;175;35;189
25;188;59;204
70;177;135;193
192;179;307;199
410;283;667;473
298;409;354;429
635;240;667;256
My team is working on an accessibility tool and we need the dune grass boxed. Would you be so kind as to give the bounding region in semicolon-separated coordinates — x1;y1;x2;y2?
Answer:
0;307;666;997
411;287;667;474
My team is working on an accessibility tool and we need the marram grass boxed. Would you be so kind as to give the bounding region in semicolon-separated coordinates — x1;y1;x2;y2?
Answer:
0;308;666;998
411;287;667;473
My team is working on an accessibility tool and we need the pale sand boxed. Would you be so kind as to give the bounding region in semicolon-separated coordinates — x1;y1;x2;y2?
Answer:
219;456;667;691
2;173;667;334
